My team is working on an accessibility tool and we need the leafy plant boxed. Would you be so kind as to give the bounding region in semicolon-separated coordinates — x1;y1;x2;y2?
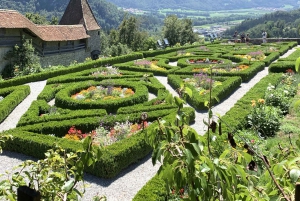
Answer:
247;99;281;137
146;66;300;201
0;136;103;200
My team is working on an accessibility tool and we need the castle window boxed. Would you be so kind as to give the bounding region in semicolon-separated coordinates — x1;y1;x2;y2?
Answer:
0;28;6;36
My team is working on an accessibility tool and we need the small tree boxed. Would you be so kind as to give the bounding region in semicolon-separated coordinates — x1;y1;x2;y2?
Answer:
4;35;41;77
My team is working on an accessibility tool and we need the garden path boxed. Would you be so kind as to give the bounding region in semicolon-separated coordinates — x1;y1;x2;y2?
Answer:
0;46;298;201
0;80;47;132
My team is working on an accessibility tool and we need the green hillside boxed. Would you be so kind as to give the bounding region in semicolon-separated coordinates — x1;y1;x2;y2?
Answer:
105;0;299;11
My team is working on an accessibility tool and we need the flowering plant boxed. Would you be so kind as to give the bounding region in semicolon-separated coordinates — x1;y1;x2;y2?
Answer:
183;73;222;95
91;67;121;77
64;126;96;141
192;64;249;73
93;120;149;146
247;98;281;137
71;86;134;101
134;59;166;71
64;121;149;146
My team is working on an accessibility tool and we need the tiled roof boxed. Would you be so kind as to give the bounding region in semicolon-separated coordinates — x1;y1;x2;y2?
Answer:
0;10;40;36
37;25;90;41
0;9;90;41
60;0;100;31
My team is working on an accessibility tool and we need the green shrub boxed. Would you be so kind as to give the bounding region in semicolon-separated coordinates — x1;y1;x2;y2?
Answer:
295;57;300;73
0;85;30;123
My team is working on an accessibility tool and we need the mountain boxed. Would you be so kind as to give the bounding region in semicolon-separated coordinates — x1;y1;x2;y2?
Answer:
224;9;300;38
104;0;300;11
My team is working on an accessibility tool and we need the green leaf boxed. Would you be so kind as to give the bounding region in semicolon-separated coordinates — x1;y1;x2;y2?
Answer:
289;169;300;183
191;142;201;155
201;163;210;173
183;148;194;165
204;101;209;107
184;87;193;98
165;93;174;105
152;143;163;165
208;109;213;118
62;179;75;192
174;96;184;109
82;136;92;150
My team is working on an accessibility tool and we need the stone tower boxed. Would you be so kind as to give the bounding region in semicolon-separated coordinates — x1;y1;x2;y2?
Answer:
60;0;101;59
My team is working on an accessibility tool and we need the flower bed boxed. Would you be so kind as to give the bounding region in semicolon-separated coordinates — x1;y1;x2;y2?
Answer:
192;64;249;73
55;80;148;113
183;73;222;96
64;120;149;146
90;67;122;77
168;74;242;110
71;85;135;101
134;59;166;71
187;58;224;64
234;51;266;61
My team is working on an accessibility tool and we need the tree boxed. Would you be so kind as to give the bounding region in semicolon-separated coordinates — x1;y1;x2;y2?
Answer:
117;15;149;51
25;12;48;24
163;15;198;46
162;15;180;46
179;18;198;45
4;36;41;77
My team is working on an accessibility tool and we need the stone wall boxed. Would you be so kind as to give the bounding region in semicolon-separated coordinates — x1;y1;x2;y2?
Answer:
87;30;101;54
40;49;89;68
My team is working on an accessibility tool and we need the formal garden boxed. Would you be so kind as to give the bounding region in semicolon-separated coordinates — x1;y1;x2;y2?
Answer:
1;41;300;200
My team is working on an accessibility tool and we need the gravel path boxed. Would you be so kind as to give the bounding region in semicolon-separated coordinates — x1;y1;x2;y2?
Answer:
0;46;298;200
0;80;47;132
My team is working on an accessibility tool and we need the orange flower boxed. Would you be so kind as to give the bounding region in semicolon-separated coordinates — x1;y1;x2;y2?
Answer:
258;99;265;104
87;86;96;91
125;88;134;95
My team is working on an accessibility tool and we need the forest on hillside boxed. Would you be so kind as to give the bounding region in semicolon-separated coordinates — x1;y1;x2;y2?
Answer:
224;9;300;39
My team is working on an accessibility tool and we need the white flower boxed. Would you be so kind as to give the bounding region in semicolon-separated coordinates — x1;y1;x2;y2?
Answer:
76;94;85;100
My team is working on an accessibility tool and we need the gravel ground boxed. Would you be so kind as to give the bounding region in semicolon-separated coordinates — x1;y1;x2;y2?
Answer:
0;46;298;200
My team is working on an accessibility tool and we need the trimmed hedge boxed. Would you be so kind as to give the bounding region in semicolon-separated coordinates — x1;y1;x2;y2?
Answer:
4;107;195;178
17;100;107;127
174;61;265;82
46;68;146;84
0;53;144;88
55;80;149;113
140;44;199;58
168;75;242;110
114;58;180;76
0;85;30;123
269;61;295;73
132;175;167;201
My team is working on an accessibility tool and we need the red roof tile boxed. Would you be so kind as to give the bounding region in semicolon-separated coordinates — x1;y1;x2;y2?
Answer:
0;10;40;36
37;25;89;41
0;10;90;41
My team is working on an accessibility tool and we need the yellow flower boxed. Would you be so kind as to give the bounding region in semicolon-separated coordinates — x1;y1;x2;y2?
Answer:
251;100;256;107
258;99;265;104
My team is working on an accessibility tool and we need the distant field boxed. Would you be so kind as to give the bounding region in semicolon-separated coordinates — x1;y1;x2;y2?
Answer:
158;7;276;18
